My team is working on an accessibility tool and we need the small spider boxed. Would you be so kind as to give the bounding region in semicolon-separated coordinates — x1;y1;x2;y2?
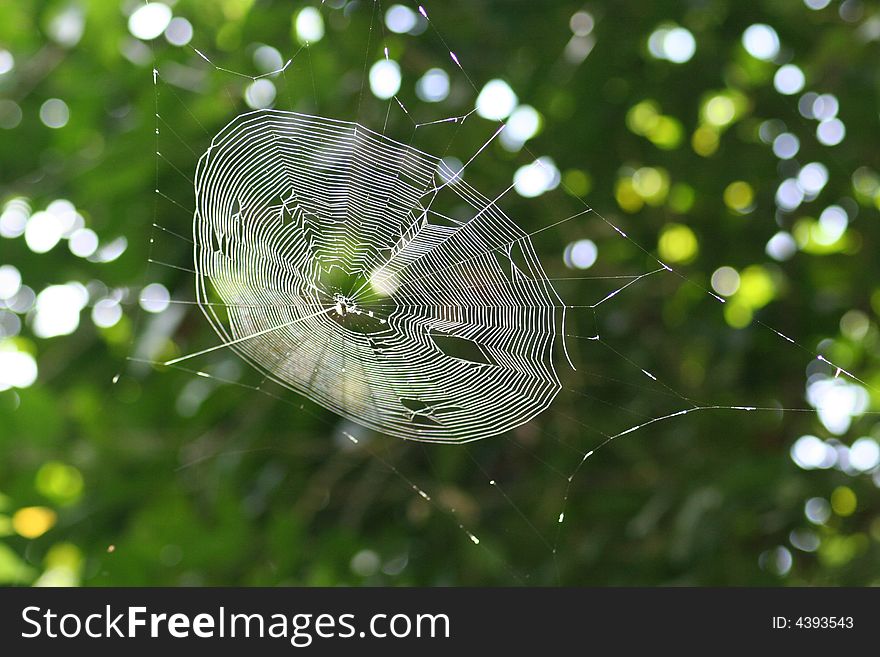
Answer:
333;293;356;318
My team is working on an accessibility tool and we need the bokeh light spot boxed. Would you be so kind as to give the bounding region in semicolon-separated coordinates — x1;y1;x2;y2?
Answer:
805;497;831;524
36;462;84;505
0;265;22;300
513;157;560;198
816;118;845;146
33;283;88;339
723;181;754;213
415;68;450;103
0;348;38;390
742;24;780;61
295;7;325;44
658;223;698;264
765;231;797;261
711;266;740;297
475;79;517;121
848;437;880;472
772;132;799;159
39;98;69;129
140;283;171;313
12;507;57;539
128;3;173;41
369;60;401;100
564;239;598;270
244;79;276;109
385;5;417;34
774;64;805;95
165;17;193;47
830;486;856;516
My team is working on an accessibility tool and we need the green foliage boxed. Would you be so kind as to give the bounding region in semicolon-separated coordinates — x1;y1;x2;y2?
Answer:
1;0;879;586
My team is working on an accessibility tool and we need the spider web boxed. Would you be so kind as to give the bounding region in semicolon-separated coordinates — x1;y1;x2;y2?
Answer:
188;110;566;443
123;0;875;583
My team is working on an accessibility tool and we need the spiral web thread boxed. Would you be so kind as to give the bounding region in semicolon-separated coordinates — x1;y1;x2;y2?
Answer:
191;110;567;443
128;0;878;578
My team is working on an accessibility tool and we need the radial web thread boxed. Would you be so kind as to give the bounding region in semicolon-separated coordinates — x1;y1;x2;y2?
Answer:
193;110;568;443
